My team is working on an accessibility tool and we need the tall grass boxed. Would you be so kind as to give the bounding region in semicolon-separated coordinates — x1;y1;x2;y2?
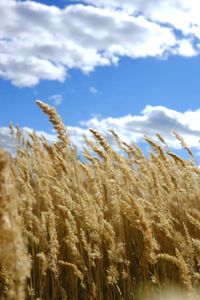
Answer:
0;100;200;299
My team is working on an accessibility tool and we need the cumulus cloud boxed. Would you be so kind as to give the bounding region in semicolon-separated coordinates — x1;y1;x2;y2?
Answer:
1;105;200;155
0;127;57;156
49;94;63;106
80;105;200;150
83;0;200;37
0;0;199;87
0;127;18;155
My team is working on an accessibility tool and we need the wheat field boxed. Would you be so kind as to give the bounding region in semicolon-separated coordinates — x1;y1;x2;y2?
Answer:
0;100;200;299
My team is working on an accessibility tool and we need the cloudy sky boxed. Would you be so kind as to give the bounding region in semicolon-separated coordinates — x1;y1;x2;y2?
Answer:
1;0;200;158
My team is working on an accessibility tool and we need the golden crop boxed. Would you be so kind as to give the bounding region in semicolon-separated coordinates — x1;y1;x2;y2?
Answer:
0;100;200;299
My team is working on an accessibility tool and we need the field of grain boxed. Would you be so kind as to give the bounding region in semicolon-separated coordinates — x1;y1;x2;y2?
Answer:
0;100;200;299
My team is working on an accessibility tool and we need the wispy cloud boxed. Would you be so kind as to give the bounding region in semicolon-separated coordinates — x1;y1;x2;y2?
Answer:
0;0;199;87
89;86;98;94
49;94;63;106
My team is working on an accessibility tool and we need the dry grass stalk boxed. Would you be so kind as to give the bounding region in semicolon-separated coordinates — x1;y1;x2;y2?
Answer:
0;100;200;299
0;150;30;299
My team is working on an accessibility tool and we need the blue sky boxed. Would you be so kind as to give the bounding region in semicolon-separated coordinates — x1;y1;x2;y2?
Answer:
1;56;200;128
1;0;200;157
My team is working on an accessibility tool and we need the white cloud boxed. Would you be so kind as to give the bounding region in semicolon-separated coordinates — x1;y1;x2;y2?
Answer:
80;105;200;150
82;0;200;37
1;105;200;155
49;94;63;106
0;127;18;155
89;86;98;94
1;0;199;87
0;127;57;156
174;39;197;57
